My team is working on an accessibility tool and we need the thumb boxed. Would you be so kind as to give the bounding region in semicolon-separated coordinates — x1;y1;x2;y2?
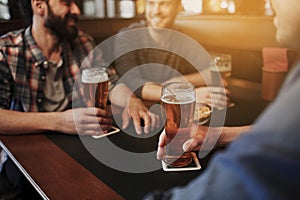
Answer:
183;138;194;152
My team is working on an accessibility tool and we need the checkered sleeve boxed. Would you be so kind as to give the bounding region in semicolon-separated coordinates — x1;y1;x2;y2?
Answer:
0;50;13;110
106;65;119;92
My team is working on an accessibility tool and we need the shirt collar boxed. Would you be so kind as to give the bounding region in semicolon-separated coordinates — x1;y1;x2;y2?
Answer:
24;26;47;67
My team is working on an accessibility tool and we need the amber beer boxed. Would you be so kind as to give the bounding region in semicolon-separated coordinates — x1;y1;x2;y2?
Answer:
82;68;109;109
210;65;231;86
161;82;195;167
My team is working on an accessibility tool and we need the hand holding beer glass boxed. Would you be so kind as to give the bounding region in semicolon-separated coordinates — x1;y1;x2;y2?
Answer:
210;53;235;108
81;67;115;136
161;82;196;167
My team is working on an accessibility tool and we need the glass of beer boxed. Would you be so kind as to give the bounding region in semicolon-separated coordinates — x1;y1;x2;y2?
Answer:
210;53;235;108
81;68;109;109
161;82;196;167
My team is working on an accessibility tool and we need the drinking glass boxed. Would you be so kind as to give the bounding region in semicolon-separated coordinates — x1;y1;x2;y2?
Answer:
210;53;235;108
81;68;109;109
160;82;196;167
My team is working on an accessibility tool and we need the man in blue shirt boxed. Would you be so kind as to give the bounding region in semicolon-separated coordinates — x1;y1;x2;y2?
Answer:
151;0;300;199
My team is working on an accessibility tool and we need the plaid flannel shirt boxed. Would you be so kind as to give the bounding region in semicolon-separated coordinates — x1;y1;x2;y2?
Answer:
0;26;95;112
0;27;121;171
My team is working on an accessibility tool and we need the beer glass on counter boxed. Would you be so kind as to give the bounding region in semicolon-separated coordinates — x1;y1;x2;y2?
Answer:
210;53;235;108
82;68;109;109
161;82;196;167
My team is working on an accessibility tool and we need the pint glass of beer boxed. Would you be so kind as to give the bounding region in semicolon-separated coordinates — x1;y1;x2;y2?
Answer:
210;53;235;107
210;54;232;87
161;82;196;167
81;68;109;109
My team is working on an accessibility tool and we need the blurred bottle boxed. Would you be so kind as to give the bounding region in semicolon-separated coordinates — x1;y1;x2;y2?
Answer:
264;0;274;16
83;0;95;16
227;0;236;14
181;0;203;15
119;0;135;18
203;0;236;15
95;0;105;18
106;0;116;18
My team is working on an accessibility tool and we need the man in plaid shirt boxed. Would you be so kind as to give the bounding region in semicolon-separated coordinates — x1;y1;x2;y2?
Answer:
0;0;114;135
0;0;159;198
0;0;114;197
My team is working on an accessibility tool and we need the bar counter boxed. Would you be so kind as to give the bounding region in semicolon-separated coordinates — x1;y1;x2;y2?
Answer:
0;78;269;200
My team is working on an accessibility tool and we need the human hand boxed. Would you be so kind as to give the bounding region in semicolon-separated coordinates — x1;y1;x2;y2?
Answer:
59;107;112;136
182;126;210;152
121;96;160;134
195;86;230;109
156;128;205;160
183;125;252;152
157;129;167;160
157;126;223;160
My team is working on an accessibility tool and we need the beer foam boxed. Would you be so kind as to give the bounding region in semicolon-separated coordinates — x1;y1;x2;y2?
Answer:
161;94;195;104
210;66;231;73
82;69;109;83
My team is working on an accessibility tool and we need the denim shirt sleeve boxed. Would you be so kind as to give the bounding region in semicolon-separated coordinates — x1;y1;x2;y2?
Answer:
144;62;300;200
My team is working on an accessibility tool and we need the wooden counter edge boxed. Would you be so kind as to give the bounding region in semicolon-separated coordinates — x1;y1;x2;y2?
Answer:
0;134;124;200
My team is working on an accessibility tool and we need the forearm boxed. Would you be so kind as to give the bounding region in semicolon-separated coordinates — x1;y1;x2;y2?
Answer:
0;110;60;135
184;68;212;87
141;82;162;102
110;83;139;107
110;83;130;107
218;125;252;146
110;83;147;117
129;68;211;102
183;73;206;87
166;69;212;88
140;74;206;102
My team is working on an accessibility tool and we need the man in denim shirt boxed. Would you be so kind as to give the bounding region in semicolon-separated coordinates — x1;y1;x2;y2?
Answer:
151;0;300;199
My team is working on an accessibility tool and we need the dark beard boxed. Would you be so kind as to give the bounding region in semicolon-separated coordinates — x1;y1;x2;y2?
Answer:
44;4;78;43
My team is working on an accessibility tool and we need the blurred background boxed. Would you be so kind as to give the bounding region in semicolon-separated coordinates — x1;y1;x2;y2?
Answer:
0;0;273;20
0;0;278;87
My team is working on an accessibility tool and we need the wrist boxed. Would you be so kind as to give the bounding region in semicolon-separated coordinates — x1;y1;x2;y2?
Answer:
217;126;251;146
45;112;61;132
217;127;235;146
128;95;143;107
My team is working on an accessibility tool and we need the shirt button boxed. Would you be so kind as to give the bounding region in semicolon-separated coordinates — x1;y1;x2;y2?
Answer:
43;61;48;68
41;76;46;80
37;98;42;103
